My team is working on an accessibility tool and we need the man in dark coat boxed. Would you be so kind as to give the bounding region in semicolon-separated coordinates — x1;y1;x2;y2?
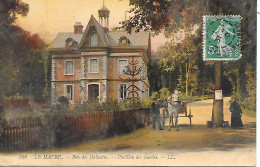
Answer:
151;96;163;130
230;98;243;128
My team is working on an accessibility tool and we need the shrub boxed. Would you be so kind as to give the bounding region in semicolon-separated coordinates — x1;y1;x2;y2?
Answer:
159;87;171;100
73;98;151;113
101;99;120;111
74;100;101;113
178;94;194;102
57;96;69;107
5;94;24;101
242;97;256;111
0;104;4;119
141;98;152;108
151;92;159;99
200;95;211;100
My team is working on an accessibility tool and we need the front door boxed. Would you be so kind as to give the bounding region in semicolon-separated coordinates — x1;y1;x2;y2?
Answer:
88;84;99;101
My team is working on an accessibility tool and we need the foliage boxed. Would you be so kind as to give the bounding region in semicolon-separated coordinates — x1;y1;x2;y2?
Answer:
155;36;203;96
57;96;69;108
242;64;256;111
177;66;185;92
0;107;4;119
150;91;159;100
43;51;52;100
242;109;256;118
5;94;24;101
123;0;256;111
188;64;199;96
147;51;163;92
0;0;47;102
159;87;171;100
118;0;171;33
74;100;103;113
140;98;152;108
73;98;152;113
178;94;194;102
120;0;207;34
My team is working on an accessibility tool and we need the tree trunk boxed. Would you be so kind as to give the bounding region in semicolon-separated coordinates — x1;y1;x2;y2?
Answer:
169;71;171;91
186;63;189;95
212;61;223;127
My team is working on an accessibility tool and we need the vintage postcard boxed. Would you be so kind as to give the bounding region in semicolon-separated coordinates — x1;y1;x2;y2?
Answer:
0;0;256;166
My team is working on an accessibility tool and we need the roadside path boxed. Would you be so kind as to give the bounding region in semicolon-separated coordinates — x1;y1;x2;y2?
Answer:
177;97;256;125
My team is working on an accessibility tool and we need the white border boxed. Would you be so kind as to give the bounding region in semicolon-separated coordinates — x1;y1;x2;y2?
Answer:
202;15;241;61
256;4;260;164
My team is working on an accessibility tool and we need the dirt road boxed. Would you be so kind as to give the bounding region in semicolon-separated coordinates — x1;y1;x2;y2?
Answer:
178;97;256;125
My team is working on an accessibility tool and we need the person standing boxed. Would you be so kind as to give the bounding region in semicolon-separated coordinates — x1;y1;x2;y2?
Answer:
151;96;163;130
230;98;243;127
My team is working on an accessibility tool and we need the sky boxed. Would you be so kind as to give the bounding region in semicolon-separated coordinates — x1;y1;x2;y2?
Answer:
17;0;169;51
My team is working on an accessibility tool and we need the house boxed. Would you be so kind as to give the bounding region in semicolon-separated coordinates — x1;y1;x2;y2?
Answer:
48;4;150;107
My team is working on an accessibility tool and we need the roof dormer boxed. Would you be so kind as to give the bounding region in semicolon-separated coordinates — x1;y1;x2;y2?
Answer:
79;15;109;48
119;36;130;47
65;37;78;48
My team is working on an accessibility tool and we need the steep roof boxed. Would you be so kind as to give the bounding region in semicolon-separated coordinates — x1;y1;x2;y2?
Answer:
48;32;83;49
79;15;108;48
48;16;149;50
99;5;110;12
107;31;149;47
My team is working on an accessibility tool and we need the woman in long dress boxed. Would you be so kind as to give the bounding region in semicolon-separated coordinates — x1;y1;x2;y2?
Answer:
229;98;243;127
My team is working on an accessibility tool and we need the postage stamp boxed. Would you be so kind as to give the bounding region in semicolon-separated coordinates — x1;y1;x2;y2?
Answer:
203;15;241;61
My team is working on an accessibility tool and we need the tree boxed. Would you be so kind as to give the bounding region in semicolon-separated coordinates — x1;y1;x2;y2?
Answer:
119;57;146;105
0;1;47;101
121;0;256;111
120;0;208;95
0;0;29;98
156;35;201;95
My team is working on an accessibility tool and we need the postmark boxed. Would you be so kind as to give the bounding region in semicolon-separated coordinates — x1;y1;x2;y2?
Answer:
203;15;241;61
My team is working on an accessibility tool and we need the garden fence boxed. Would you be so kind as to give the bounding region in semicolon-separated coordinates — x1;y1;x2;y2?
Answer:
0;108;150;151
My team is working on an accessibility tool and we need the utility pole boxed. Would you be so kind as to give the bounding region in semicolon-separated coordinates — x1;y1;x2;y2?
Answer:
185;61;189;95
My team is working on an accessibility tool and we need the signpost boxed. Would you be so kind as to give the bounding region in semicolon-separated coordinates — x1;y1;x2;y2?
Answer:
203;15;241;127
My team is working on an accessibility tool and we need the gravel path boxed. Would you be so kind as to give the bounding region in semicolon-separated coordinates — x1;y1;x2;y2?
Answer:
176;97;256;126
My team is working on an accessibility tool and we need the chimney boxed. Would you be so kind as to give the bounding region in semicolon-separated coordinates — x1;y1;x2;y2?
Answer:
74;22;83;34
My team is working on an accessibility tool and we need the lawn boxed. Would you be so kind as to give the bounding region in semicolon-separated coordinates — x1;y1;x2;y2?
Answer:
242;109;256;118
55;123;256;152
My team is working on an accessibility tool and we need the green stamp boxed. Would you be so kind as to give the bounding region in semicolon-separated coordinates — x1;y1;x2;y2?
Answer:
203;15;241;61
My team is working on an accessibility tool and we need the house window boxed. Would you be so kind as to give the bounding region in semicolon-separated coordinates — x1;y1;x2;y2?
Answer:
65;61;74;75
118;60;128;74
119;84;127;100
89;59;99;73
66;85;74;101
90;33;98;46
